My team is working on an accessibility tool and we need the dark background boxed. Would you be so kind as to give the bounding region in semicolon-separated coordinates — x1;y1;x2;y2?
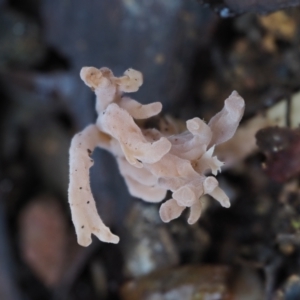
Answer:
2;0;300;299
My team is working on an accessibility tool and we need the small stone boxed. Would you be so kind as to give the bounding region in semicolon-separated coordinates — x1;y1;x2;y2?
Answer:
279;242;295;256
123;202;179;277
121;265;232;300
283;275;300;300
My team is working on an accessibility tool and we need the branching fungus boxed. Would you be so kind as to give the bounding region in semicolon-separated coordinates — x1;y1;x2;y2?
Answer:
68;66;245;246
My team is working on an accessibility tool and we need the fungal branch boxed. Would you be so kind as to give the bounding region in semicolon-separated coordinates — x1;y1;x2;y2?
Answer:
68;66;245;246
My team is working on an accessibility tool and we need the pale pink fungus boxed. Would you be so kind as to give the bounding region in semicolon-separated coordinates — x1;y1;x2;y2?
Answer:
68;66;245;246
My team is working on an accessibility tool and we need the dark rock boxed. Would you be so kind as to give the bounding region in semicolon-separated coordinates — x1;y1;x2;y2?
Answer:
199;0;300;15
0;9;45;67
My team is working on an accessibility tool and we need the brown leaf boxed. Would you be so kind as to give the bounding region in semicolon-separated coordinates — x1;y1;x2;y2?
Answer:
18;195;68;287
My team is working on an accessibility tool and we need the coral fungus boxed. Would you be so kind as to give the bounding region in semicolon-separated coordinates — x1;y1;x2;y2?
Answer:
68;66;245;246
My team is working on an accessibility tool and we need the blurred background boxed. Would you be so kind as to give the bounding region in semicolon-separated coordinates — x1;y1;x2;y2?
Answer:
2;0;300;299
